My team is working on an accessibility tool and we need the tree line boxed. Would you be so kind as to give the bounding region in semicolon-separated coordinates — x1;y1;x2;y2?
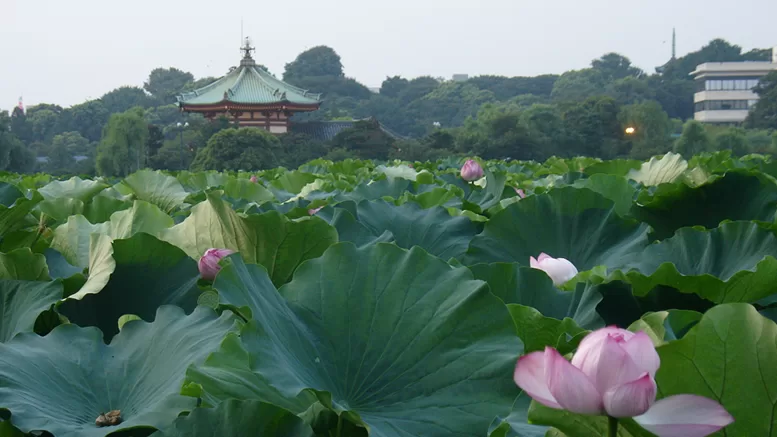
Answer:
1;38;776;175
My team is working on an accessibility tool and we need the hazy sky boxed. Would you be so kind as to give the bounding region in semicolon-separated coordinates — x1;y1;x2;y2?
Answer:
2;0;776;110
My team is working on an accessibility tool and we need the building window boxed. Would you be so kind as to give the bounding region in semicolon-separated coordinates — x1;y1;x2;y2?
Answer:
704;78;762;91
694;100;756;112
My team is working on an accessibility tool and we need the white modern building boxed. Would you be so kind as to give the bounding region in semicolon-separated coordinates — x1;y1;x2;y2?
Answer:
690;47;777;124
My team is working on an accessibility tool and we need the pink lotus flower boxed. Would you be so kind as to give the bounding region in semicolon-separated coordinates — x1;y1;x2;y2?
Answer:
515;187;526;198
308;206;324;215
460;159;484;181
530;253;578;286
198;248;235;280
249;175;258;183
514;326;734;437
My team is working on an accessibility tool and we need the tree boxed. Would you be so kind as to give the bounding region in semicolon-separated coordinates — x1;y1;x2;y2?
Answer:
467;75;558;100
551;69;607;102
100;86;154;113
660;39;745;80
279;133;327;168
96;108;149;176
674;120;712;157
51;131;90;157
605;76;655;105
330;120;395;160
745;71;777;129
63;100;111;142
284;46;344;81
143;68;195;104
396;76;440;105
190;128;284;171
591;53;643;81
406;83;496;137
9;107;32;144
380;76;409;98
714;127;749;156
28;109;59;143
7;143;36;173
561;96;623;157
619;101;673;159
145;125;164;161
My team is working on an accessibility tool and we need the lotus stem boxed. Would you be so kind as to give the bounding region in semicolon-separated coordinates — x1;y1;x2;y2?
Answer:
608;416;618;437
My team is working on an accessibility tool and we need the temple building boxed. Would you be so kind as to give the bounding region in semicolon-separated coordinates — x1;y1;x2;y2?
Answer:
176;37;322;134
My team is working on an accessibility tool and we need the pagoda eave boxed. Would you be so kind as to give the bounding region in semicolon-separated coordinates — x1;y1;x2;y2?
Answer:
179;100;321;113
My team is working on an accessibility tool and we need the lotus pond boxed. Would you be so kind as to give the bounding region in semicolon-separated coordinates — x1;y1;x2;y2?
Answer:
0;151;774;437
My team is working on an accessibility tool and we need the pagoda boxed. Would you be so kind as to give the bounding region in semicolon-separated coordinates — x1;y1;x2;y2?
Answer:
176;37;322;134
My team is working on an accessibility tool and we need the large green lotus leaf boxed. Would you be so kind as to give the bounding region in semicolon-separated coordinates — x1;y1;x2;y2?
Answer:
188;244;522;437
654;303;777;436
328;207;394;249
632;170;777;240
0;248;50;281
352;199;479;260
222;178;275;204
270;170;317;194
70;233;115;299
0;305;237;437
583;159;642;177
175;171;231;192
616;221;777;303
627;310;703;344
468;263;599;320
38;197;85;223
0;191;41;238
464;187;649;271
527;403;652;437
60;233;201;341
38;176;109;203
83;196;133;224
626;152;688;186
51;200;174;268
159;192;337;286
0;182;23;207
119;170;189;214
466;167;508;212
0;280;62;343
487;393;549;437
333;178;433;203
0;420;24;437
150;399;313;437
571;174;636;217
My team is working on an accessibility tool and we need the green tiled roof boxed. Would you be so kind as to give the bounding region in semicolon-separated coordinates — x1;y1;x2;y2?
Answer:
177;60;322;106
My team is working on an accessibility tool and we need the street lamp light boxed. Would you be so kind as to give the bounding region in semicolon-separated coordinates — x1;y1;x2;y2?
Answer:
176;122;189;170
625;126;636;135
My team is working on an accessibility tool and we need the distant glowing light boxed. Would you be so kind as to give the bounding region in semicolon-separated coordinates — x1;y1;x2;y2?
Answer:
625;127;636;134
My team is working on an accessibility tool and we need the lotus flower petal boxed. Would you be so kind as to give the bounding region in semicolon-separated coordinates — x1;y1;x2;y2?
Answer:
572;327;634;371
621;331;661;377
545;347;603;415
513;351;562;409
633;394;734;437
198;248;235;280
579;335;643;395
603;373;656;417
460;159;484;181
529;253;579;286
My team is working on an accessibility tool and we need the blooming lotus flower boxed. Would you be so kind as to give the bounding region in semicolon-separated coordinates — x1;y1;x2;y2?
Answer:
530;253;578;286
308;206;323;215
249;175;258;183
514;326;734;437
460;159;484;181
198;248;235;280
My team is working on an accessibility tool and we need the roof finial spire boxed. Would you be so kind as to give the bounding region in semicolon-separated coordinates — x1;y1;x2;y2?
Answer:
241;36;255;60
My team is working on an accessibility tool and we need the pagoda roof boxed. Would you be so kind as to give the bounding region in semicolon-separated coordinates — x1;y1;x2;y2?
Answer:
177;54;322;109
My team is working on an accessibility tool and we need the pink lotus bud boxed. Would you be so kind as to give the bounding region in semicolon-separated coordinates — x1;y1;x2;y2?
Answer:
198;248;235;280
460;159;484;181
529;253;578;286
515;188;526;198
308;206;323;215
513;326;734;435
249;175;258;183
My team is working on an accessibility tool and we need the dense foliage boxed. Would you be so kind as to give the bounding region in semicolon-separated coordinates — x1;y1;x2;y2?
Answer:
0;151;776;435
3;38;776;177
